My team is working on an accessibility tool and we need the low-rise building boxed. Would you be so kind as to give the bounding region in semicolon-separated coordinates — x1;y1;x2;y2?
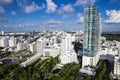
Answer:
59;51;78;64
43;44;60;57
20;54;41;67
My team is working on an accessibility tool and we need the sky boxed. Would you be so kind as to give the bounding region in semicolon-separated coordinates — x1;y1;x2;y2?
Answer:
0;0;120;32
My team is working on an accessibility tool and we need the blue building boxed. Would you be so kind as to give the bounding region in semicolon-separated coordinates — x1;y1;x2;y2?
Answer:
82;6;101;67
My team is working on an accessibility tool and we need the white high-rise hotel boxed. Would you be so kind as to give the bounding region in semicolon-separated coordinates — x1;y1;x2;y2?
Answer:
82;6;101;68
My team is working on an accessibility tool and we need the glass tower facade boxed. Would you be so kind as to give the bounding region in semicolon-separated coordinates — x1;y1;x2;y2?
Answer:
83;6;100;57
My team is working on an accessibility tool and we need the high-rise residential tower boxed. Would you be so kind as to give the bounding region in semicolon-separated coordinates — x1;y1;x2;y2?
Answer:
82;6;101;68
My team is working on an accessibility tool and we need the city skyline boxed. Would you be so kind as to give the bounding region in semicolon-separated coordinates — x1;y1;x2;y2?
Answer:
0;3;120;79
0;0;120;32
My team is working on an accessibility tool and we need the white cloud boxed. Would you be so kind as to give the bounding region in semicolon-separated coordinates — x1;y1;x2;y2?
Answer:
75;0;96;7
24;2;42;14
57;4;74;18
62;4;74;13
0;7;5;14
104;10;120;23
44;20;61;25
16;0;27;8
18;24;38;28
42;3;45;9
62;14;72;18
76;13;84;24
0;0;12;6
46;0;57;13
0;17;24;24
17;1;43;14
11;11;16;15
0;17;8;22
8;18;24;24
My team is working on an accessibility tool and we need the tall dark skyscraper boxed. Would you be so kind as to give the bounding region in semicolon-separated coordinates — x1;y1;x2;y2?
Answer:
82;6;101;68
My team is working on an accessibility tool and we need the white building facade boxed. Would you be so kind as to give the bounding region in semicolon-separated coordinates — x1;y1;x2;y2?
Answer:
114;56;120;78
17;40;28;51
60;52;78;64
9;37;16;47
0;37;9;47
29;42;36;53
60;33;75;54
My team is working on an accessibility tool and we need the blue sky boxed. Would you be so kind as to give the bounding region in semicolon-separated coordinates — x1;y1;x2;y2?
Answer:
0;0;120;32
